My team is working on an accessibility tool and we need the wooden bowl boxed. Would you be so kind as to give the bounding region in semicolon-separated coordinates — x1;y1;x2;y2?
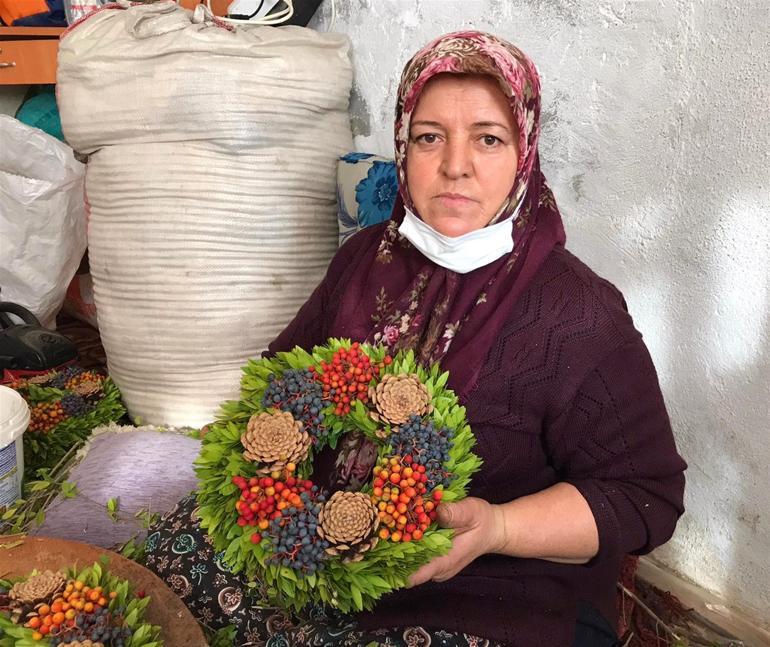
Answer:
0;535;206;646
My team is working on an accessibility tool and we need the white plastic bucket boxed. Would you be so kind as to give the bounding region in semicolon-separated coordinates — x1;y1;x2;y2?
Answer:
0;386;30;506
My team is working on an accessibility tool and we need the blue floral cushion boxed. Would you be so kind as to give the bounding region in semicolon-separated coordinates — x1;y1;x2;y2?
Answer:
336;152;398;245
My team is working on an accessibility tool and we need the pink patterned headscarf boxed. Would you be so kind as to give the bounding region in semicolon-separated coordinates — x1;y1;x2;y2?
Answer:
331;31;566;401
394;31;543;224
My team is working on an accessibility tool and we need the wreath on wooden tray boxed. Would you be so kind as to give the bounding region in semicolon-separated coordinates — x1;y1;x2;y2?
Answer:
5;367;125;480
195;339;482;613
0;562;161;646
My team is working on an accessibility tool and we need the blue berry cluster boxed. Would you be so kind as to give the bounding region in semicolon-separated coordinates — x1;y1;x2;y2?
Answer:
388;415;454;489
268;490;329;574
48;366;85;389
262;369;327;441
61;393;89;417
52;608;132;646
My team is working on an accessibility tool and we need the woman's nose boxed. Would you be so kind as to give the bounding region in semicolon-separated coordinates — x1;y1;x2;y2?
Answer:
439;139;473;179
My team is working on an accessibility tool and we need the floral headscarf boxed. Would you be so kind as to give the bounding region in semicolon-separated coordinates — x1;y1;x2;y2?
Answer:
330;31;566;401
394;31;542;224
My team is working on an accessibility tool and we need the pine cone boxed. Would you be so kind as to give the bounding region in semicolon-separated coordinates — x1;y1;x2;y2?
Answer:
368;374;432;425
7;600;33;625
318;491;379;562
73;380;101;399
9;570;65;605
241;410;311;473
27;372;56;386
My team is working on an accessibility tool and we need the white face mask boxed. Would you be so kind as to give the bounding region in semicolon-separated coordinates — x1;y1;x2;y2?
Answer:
397;206;518;274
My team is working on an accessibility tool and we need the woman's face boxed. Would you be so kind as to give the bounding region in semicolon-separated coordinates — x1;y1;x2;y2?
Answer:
406;73;520;238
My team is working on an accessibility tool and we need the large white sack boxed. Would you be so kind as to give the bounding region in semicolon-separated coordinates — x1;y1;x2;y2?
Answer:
0;116;87;329
56;2;353;427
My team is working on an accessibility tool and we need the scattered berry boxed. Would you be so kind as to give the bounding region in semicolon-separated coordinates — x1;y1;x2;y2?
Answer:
268;490;329;574
387;415;454;490
316;343;387;416
262;369;327;441
61;393;89;417
47;366;86;389
369;455;437;541
232;468;316;530
28;401;67;434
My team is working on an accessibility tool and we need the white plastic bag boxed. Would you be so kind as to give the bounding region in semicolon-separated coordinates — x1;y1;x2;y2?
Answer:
0;116;87;329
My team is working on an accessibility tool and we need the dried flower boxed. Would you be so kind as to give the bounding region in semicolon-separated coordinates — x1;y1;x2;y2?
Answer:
73;380;101;399
369;373;432;426
9;570;66;604
318;491;379;562
241;410;311;474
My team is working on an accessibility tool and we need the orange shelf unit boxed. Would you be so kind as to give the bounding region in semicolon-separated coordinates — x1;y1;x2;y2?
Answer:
0;27;64;85
0;3;232;86
178;0;230;14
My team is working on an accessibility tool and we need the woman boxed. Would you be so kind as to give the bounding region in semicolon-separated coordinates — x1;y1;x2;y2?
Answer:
146;31;686;646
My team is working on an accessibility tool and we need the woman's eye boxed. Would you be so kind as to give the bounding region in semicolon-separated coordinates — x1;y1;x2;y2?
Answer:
481;135;501;146
415;133;439;144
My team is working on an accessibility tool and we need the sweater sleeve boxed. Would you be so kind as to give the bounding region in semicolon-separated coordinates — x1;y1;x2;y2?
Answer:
546;337;687;563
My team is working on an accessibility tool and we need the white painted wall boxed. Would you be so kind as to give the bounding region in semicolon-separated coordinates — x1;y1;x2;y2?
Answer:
311;0;770;627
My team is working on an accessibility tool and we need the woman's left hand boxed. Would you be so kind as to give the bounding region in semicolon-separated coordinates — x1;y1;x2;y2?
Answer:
408;497;504;587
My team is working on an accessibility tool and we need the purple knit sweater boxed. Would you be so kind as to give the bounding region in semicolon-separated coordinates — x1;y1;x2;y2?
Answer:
267;227;687;647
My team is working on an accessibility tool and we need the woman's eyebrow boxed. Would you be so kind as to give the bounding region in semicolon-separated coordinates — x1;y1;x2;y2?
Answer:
411;119;512;133
411;120;445;128
471;121;511;132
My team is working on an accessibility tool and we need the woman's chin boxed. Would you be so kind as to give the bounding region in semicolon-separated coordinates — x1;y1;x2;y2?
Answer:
425;215;484;238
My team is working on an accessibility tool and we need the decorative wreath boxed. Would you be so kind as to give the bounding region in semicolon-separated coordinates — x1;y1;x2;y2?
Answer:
0;561;161;646
195;339;482;613
6;367;125;480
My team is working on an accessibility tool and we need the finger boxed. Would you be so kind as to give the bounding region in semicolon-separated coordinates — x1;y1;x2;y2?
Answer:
437;502;455;527
426;554;465;583
408;563;436;588
432;567;460;582
437;501;475;529
408;552;455;587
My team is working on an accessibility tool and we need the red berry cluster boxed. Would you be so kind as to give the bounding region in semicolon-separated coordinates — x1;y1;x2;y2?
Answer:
28;401;67;433
232;466;315;545
314;343;392;416
64;370;103;390
370;455;441;543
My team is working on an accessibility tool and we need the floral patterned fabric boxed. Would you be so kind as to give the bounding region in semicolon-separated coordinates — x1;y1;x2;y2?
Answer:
145;494;503;647
337;153;398;245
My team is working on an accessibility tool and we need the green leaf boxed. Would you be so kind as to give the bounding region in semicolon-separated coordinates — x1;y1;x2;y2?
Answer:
26;480;51;492
124;607;139;626
350;584;363;610
106;497;120;521
281;567;298;582
61;480;79;499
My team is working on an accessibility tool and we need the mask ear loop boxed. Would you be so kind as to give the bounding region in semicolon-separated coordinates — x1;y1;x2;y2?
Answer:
206;0;294;25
